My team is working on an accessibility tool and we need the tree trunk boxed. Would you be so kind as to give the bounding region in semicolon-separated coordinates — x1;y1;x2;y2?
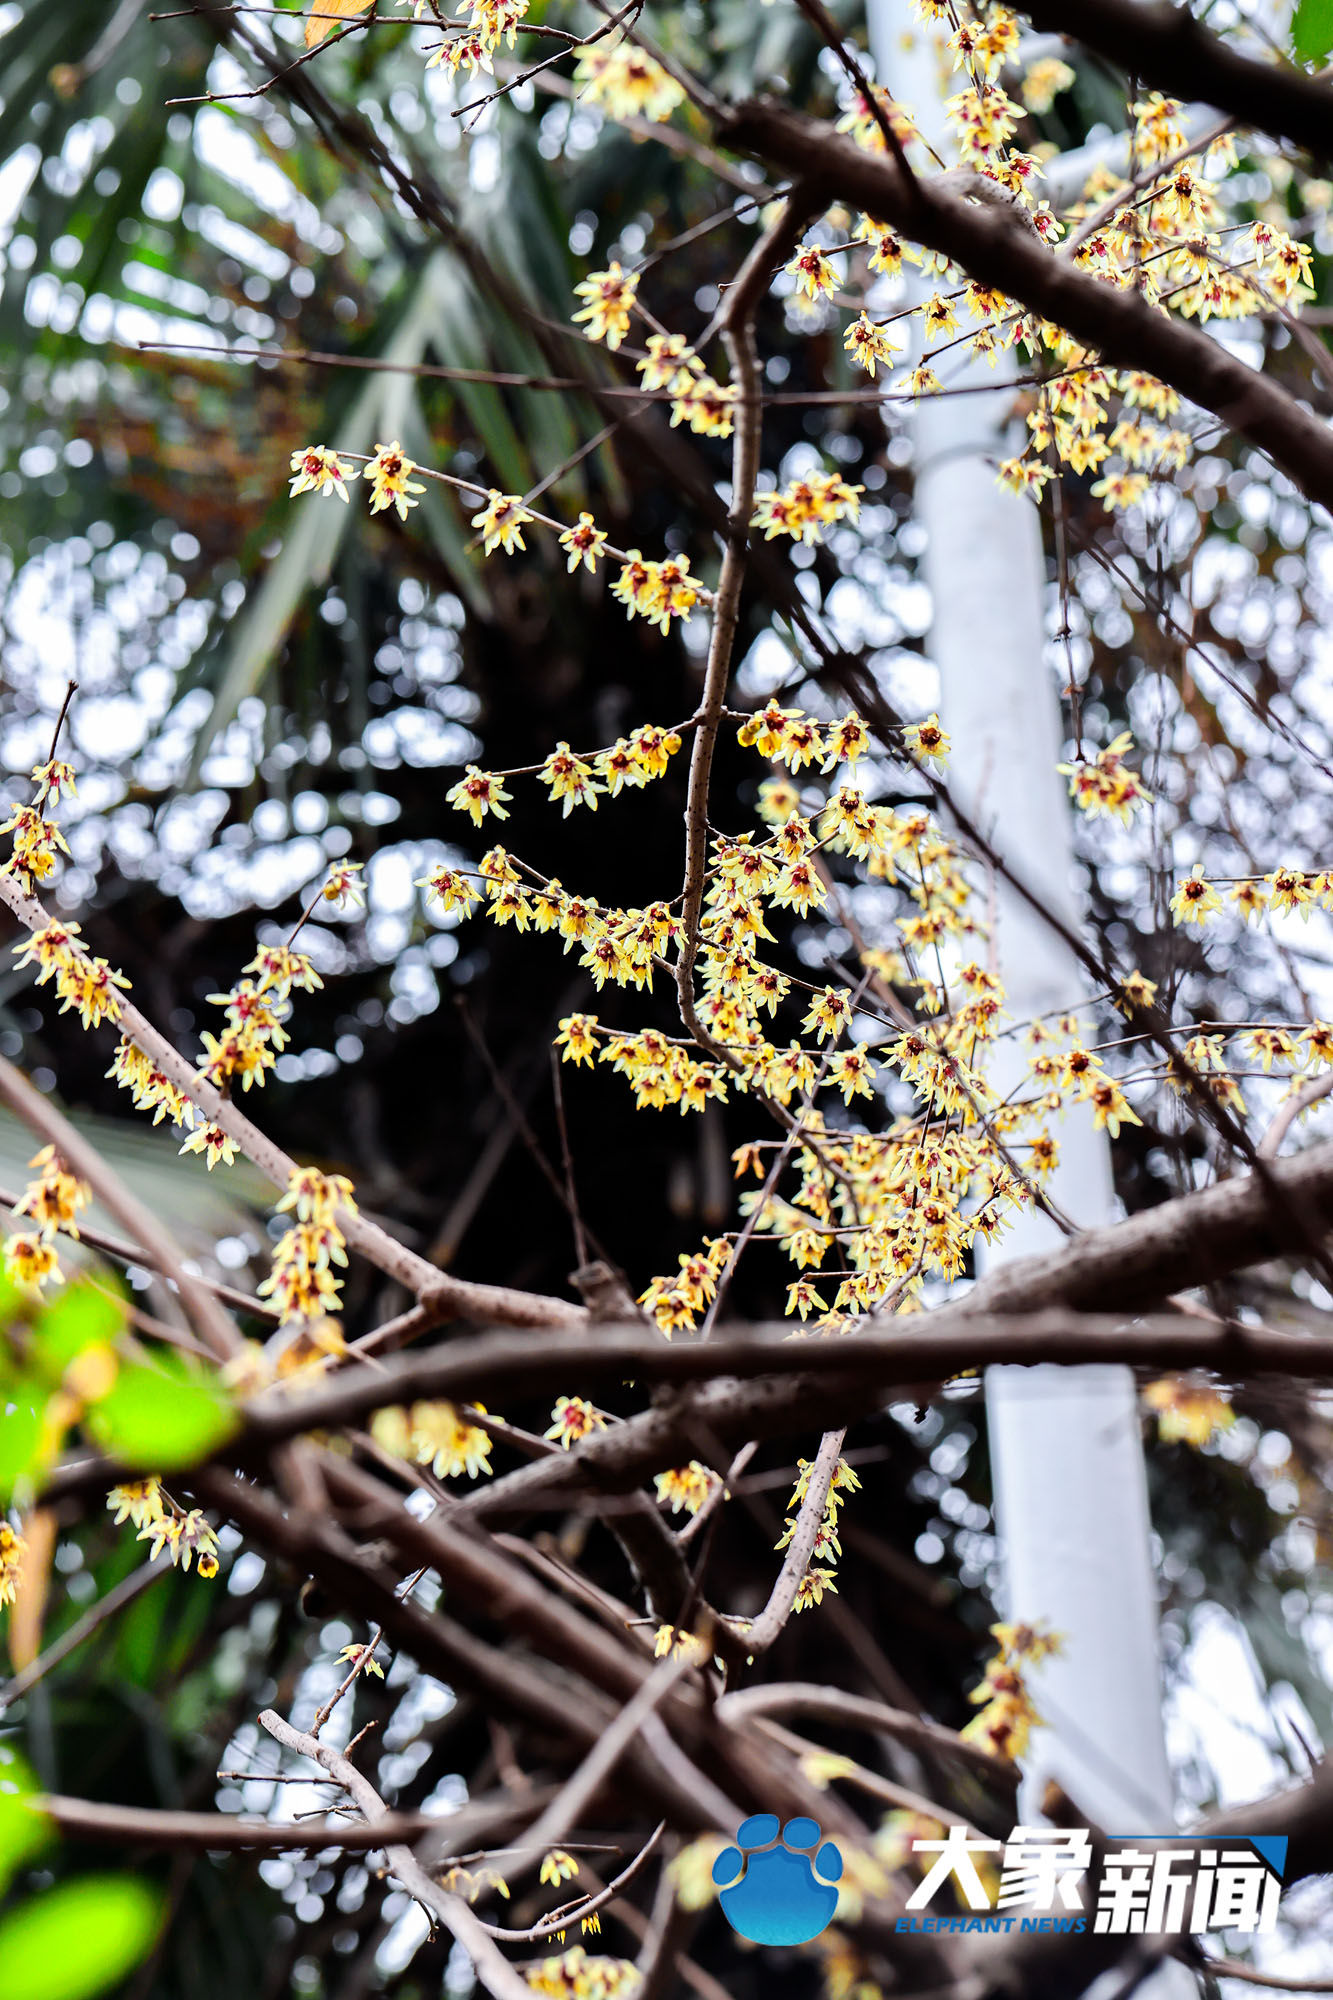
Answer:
865;0;1187;1875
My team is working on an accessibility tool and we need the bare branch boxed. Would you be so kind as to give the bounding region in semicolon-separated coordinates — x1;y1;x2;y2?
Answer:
259;1709;536;2000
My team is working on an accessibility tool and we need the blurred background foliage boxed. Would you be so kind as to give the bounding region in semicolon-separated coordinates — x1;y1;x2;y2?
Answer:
2;0;1333;1994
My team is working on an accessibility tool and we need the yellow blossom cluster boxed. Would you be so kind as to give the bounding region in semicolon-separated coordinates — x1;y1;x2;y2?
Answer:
414;0;532;79
410;697;1103;1339
1170;864;1333;929
371;1399;495;1478
1143;1377;1236;1447
752;472;864;544
3;776;345;1194
782;1455;862;1612
653;1461;717;1515
259;1166;357;1335
0;757;76;894
794;5;1317;516
1058;732;1152;823
572;38;684;123
610;551;699;633
652;1623;710;1662
195;942;322;1100
525;1945;642;2000
108;1478;220;1578
962;1620;1063;1761
0;1520;26;1607
638;1239;731;1333
4;1144;91;1292
13;919;130;1034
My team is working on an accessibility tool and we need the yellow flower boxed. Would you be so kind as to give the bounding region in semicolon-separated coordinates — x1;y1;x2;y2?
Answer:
1091;470;1150;512
988;1620;1063;1664
1084;1077;1141;1136
786;241;839;301
30;758;76;806
637;333;701;393
288;445;360;502
539;743;601;817
179;1124;239;1171
668;1836;727;1910
337;1642;385;1679
472;490;535;556
558;512;608;574
794;1565;838;1610
555;1013;599;1067
447;766;513;827
1021;55;1075;112
545;1396;606;1447
1144;1377;1235;1448
1230;879;1269;922
108;1480;163;1530
418;866;481;917
322;860;366;907
669;376;737;439
1266;867;1317;919
903;713;950;771
843;311;901;378
571;262;639;348
0;802;70;888
922;291;961;339
653;1624;709;1662
4;1231;61;1289
1058;731;1152;822
366;441;425;519
374;1400;495;1479
1169;865;1222;925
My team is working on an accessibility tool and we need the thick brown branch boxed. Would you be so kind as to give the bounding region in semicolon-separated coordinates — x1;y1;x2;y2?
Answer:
719;101;1333;510
1020;0;1333;162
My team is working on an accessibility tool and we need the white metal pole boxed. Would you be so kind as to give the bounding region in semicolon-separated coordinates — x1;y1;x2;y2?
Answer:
864;0;1184;1857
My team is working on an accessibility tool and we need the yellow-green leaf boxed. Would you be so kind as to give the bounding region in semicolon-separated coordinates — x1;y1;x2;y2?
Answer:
0;1748;52;1897
0;1877;163;2000
85;1354;236;1471
305;0;375;50
1294;0;1333;61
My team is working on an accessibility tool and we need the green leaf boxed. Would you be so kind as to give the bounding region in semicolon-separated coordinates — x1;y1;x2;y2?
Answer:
1294;0;1333;61
0;1393;51;1506
28;1281;126;1380
85;1354;236;1471
0;1877;163;2000
0;1748;52;1897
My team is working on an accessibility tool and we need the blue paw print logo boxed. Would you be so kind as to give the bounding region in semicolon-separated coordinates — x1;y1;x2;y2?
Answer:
713;1814;842;1945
